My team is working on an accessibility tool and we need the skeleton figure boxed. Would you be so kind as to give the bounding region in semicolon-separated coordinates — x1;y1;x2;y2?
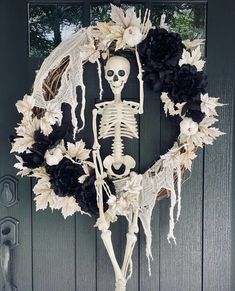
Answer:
92;56;144;291
94;56;140;178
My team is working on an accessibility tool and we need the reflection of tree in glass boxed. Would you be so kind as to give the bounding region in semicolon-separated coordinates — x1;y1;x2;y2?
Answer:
90;3;144;25
152;4;206;40
29;4;82;57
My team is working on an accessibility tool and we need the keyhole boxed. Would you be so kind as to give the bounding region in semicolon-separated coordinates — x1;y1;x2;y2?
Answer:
2;183;13;203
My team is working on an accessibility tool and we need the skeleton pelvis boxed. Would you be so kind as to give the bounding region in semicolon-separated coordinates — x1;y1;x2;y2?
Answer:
103;155;136;178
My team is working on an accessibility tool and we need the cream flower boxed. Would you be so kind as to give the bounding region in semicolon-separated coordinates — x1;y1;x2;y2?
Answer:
45;148;64;166
123;26;143;47
180;117;199;136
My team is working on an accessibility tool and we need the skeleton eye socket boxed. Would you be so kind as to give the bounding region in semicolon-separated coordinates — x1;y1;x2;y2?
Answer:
107;70;114;77
118;70;125;77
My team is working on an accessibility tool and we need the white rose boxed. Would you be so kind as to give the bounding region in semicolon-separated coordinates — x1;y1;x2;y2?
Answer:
45;148;63;166
123;26;143;47
180;117;199;136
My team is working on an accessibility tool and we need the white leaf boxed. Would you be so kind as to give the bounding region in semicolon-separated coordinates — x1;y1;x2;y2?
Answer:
182;39;205;50
180;150;197;171
33;178;55;211
200;93;224;116
124;7;141;27
160;93;184;116
11;135;34;153
34;192;51;211
56;197;81;219
16;94;35;116
199;126;225;145
110;4;126;26
67;140;90;161
179;47;205;71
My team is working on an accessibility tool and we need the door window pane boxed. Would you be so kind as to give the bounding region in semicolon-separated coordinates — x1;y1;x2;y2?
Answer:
29;3;82;57
90;3;144;25
151;3;206;40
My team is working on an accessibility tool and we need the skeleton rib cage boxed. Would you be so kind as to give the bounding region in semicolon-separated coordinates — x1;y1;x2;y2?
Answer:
96;101;139;140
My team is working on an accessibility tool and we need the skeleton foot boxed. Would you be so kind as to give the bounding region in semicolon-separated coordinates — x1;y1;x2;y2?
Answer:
103;155;136;178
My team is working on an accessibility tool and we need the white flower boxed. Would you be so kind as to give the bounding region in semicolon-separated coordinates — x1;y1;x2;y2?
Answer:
200;93;224;117
123;26;143;47
45;148;64;166
180;117;199;136
16;94;35;116
67;140;90;161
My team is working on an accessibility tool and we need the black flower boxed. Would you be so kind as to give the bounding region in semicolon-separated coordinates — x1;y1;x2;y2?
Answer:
138;28;184;91
46;157;84;197
75;171;116;217
182;101;205;123
169;64;208;103
20;150;45;169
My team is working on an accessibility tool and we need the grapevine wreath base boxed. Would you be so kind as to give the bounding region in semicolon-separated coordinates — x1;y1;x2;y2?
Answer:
10;5;224;291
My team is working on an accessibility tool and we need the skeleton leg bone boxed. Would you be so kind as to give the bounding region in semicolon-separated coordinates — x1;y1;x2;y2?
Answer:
92;109;127;291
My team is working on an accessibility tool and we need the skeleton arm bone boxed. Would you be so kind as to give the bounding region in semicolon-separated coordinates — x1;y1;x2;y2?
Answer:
135;48;144;114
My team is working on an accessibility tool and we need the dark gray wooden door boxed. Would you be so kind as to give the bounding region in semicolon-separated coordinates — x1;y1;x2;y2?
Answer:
0;0;234;290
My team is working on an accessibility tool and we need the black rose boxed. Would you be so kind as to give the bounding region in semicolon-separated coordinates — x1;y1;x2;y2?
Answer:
138;28;184;91
46;157;84;197
169;64;208;103
75;171;116;217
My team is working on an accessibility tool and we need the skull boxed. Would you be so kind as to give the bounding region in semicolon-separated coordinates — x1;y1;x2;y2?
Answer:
105;56;130;95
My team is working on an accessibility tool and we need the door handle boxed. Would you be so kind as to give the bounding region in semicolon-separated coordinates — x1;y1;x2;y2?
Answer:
0;218;18;291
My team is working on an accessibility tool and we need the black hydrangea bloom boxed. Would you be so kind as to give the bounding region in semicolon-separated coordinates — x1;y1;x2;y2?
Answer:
75;171;116;217
46;157;84;197
138;28;184;91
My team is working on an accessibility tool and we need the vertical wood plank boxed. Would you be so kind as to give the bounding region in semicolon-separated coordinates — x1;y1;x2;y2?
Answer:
204;0;235;290
139;89;161;291
32;209;76;291
76;62;97;291
159;107;203;291
203;80;234;291
0;1;32;290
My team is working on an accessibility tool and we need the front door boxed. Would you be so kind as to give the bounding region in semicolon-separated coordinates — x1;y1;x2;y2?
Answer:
0;1;234;290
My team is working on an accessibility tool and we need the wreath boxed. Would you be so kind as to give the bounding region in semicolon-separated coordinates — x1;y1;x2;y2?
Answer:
10;5;224;291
